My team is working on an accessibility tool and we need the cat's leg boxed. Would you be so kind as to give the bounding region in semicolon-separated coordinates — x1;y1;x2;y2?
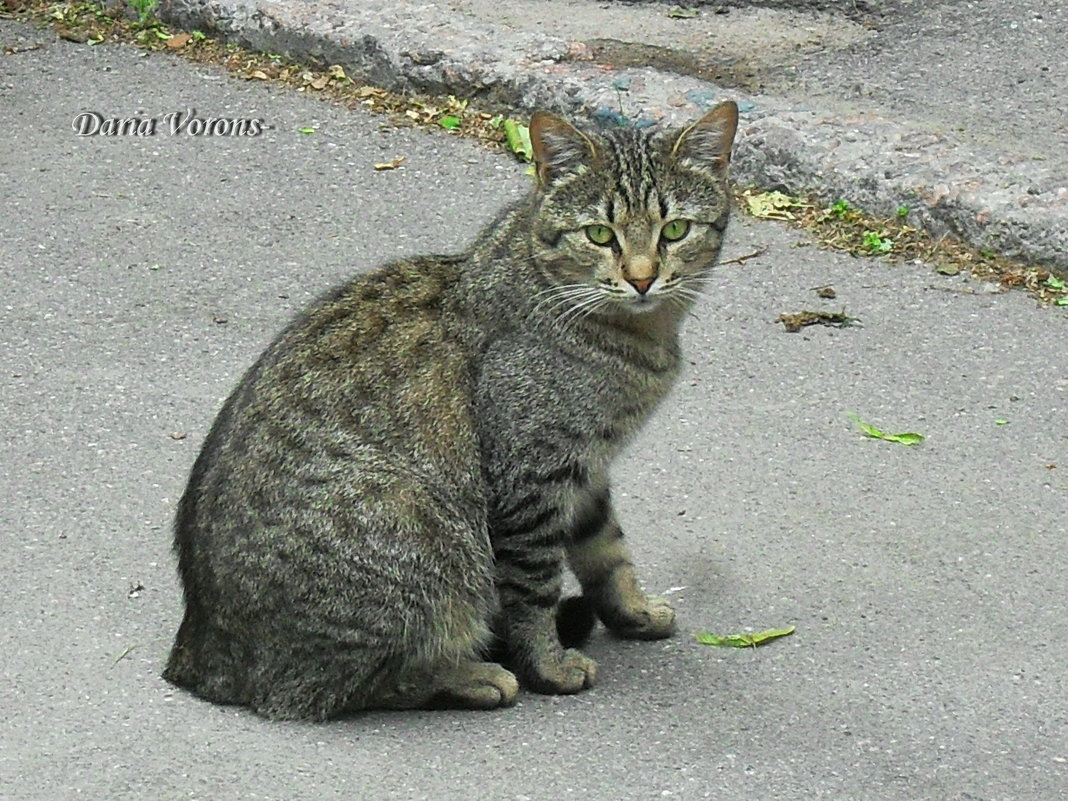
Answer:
492;499;598;694
565;487;677;640
371;659;519;710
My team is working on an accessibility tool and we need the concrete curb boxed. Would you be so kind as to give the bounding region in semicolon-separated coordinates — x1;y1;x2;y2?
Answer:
158;0;1067;273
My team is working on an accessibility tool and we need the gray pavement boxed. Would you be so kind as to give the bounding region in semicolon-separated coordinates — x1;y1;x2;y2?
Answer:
154;0;1068;273
2;18;1068;801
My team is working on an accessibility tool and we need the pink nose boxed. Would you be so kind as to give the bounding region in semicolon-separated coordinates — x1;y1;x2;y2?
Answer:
628;277;654;295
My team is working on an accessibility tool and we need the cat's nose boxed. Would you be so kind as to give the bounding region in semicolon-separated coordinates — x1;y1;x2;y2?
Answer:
627;277;655;295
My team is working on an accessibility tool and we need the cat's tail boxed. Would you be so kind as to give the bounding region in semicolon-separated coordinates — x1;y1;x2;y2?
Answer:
555;595;597;648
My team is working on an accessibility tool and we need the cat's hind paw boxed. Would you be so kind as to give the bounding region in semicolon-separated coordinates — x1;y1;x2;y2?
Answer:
602;596;677;640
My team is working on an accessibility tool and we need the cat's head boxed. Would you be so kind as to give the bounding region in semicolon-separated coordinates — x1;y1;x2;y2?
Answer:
527;102;738;320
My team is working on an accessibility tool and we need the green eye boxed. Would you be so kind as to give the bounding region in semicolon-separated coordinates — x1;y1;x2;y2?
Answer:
585;224;615;246
661;219;691;242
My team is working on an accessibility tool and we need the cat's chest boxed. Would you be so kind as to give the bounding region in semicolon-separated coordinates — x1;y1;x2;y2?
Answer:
475;331;681;468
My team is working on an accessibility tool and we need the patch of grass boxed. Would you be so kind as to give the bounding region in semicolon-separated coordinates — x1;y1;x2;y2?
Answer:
861;229;893;254
127;0;156;26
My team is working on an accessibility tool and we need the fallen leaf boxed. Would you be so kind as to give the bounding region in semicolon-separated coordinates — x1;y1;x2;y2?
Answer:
169;431;187;440
777;310;859;332
373;156;405;171
695;626;795;648
248;70;269;80
310;75;330;91
667;6;699;18
354;85;386;98
212;314;228;324
298;126;316;134
935;264;960;276
815;285;837;299
847;413;925;446
166;32;191;49
438;114;462;130
746;190;809;220
503;119;533;162
57;28;89;43
328;64;347;80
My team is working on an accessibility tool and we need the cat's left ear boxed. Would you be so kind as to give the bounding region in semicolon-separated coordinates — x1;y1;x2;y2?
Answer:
670;100;739;175
529;111;599;187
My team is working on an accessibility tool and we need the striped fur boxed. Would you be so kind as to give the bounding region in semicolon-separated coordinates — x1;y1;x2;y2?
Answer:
163;103;739;719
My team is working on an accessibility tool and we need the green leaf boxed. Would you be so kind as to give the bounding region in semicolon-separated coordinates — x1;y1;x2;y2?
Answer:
667;6;699;18
502;119;533;162
1046;275;1066;290
847;412;925;446
830;199;853;218
298;127;316;135
1057;298;1068;306
438;115;461;130
995;418;1009;426
695;626;795;648
862;230;893;253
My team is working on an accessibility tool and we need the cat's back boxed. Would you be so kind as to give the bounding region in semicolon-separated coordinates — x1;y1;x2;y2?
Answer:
187;254;482;521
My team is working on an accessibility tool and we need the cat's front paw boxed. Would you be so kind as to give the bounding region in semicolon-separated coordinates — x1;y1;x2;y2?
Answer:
602;596;677;640
524;648;598;695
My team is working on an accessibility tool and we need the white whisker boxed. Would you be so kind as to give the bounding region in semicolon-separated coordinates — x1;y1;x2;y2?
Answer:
530;283;599;318
553;289;609;333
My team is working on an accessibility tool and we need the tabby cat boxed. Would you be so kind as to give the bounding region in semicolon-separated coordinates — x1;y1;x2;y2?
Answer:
163;101;739;720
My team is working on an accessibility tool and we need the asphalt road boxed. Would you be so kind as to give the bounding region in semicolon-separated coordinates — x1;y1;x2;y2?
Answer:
2;21;1067;801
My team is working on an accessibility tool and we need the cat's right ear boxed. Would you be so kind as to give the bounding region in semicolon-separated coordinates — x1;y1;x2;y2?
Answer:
670;100;739;175
529;112;599;187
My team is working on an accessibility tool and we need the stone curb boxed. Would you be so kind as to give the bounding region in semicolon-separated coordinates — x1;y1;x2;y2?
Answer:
158;0;1067;273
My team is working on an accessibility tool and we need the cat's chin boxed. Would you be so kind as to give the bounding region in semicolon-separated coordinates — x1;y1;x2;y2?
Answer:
623;295;665;314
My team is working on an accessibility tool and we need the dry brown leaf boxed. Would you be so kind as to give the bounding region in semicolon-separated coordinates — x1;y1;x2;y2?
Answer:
166;32;191;49
310;75;330;90
328;64;347;80
373;156;405;171
354;86;386;98
777;310;859;333
57;28;89;43
248;70;269;80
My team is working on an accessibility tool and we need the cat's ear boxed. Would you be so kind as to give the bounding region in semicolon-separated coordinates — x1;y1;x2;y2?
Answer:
529;111;599;187
670;101;739;174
